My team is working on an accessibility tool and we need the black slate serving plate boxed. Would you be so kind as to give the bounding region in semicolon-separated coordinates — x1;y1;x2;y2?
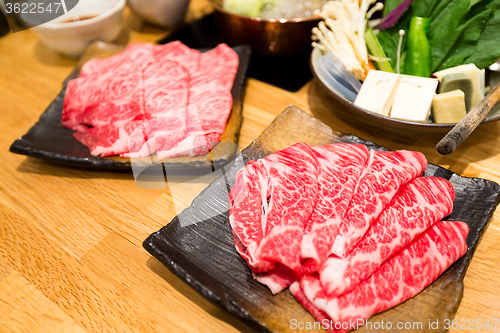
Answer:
9;41;251;171
144;106;500;333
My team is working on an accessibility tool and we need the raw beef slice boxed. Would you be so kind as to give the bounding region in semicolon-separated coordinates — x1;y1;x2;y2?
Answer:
301;143;370;274
122;106;188;158
79;43;156;78
230;161;274;273
63;59;145;130
154;41;201;74
293;221;469;333
252;263;298;295
229;143;320;275
67;58;191;157
330;150;427;258
156;71;232;159
156;130;220;159
186;71;233;134
72;106;151;157
64;41;237;158
200;43;239;91
119;60;191;157
65;60;152;156
142;59;190;116
320;176;455;297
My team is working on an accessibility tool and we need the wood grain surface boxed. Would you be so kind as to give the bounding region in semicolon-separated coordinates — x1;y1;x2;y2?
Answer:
1;1;500;333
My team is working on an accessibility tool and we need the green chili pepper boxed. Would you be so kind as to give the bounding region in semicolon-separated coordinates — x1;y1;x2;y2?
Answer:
405;16;432;77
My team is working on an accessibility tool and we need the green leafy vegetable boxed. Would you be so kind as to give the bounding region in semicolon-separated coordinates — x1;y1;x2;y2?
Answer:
438;2;494;70
377;29;404;71
463;1;500;69
411;0;440;17
383;0;405;16
377;0;500;74
428;0;456;21
428;0;471;70
365;27;394;72
375;6;412;72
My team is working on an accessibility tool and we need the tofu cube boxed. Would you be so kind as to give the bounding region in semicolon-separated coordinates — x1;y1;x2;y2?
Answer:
434;64;485;108
354;70;402;116
390;76;439;122
432;90;467;123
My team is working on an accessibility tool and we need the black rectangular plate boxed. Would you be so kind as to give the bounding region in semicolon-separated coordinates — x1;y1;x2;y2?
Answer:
9;42;251;171
144;106;500;333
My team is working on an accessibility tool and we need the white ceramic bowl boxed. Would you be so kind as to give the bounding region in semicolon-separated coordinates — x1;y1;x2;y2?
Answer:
127;0;190;28
21;0;125;57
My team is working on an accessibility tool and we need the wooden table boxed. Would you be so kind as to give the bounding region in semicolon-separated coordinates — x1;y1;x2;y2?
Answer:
1;1;500;332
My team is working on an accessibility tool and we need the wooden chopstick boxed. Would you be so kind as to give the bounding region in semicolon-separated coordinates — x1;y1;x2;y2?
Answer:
436;81;500;155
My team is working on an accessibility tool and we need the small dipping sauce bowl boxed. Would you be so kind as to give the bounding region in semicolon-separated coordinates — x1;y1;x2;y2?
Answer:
21;0;125;57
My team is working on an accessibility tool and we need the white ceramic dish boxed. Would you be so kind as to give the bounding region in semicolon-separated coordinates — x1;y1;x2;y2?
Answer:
127;0;190;28
20;0;125;57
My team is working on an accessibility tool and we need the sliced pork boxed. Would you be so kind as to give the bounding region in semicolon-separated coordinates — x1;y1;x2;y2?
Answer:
294;221;469;333
330;150;427;258
320;176;455;297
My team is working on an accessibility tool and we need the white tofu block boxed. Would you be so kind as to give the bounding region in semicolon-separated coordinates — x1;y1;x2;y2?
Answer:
432;90;467;123
434;64;485;108
354;70;402;116
390;76;438;122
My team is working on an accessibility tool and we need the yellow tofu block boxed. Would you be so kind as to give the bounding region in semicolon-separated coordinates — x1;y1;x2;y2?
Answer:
432;90;467;123
434;64;485;108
